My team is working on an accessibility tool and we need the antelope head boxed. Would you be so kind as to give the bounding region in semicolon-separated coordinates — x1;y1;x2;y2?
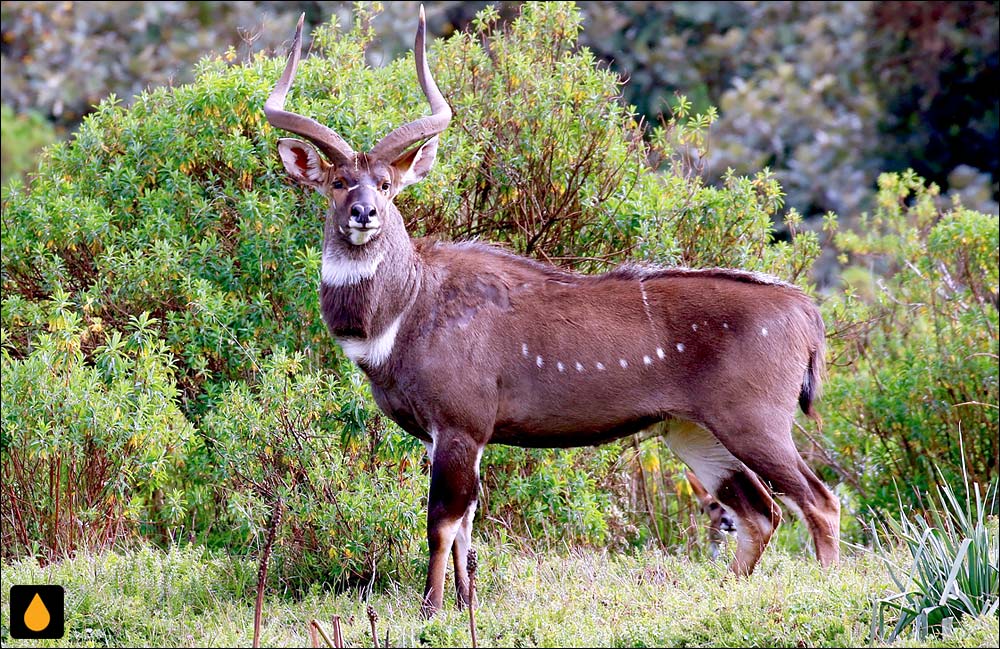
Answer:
264;8;451;252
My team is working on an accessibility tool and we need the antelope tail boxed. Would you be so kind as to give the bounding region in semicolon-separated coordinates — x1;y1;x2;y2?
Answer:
798;309;826;422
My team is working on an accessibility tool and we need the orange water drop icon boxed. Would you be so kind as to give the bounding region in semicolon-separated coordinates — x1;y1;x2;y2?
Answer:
24;592;51;632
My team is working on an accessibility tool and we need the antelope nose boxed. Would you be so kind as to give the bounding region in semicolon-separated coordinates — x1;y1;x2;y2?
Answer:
350;203;378;227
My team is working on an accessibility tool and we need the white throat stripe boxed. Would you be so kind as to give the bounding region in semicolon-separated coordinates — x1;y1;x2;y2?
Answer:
321;249;384;286
337;312;404;368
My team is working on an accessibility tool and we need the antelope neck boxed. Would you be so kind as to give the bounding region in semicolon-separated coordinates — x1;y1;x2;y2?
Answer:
319;236;421;367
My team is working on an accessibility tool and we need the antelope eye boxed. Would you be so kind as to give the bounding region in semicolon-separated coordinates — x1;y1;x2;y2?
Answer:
331;179;345;190
381;181;391;192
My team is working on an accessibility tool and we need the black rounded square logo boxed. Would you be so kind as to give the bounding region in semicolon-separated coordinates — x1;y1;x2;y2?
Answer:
9;585;65;639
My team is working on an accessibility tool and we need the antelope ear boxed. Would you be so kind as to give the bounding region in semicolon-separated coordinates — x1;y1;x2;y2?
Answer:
392;136;439;189
277;138;330;190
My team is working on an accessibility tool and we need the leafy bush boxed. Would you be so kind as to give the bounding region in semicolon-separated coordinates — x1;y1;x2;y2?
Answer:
822;171;999;515
872;474;999;642
480;444;628;549
0;295;195;560
199;351;427;591
6;1;997;224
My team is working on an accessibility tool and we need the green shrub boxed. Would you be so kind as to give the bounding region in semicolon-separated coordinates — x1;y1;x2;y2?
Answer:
822;171;999;516
199;350;427;592
0;294;195;560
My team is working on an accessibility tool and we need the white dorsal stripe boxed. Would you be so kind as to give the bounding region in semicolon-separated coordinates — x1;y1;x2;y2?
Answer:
322;248;384;286
337;312;404;367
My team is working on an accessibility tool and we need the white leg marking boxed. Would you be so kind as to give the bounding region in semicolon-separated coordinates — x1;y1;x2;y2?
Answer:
422;429;437;466
778;495;804;521
337;312;404;367
321;249;384;286
664;421;744;495
676;343;685;352
454;499;477;556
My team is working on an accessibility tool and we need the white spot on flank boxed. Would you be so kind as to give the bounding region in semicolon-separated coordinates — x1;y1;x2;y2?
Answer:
656;347;665;359
723;322;729;329
575;362;585;372
337;312;403;367
557;361;565;372
522;343;529;357
596;362;606;371
692;323;699;331
619;359;629;369
643;355;653;365
536;355;544;368
761;327;768;337
676;343;685;352
321;248;383;286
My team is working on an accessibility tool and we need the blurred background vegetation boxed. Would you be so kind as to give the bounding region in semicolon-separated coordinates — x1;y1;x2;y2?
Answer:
1;0;997;626
3;1;997;216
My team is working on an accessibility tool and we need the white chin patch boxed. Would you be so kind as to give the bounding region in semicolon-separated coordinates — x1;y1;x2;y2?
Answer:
343;226;380;246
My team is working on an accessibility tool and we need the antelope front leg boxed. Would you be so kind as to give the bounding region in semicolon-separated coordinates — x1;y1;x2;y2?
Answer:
452;498;478;609
421;435;483;618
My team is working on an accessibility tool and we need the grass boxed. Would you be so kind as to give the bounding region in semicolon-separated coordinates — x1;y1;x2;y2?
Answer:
2;540;997;648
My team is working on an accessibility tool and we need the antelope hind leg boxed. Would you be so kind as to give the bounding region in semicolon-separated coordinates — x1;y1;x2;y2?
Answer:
665;421;781;575
707;412;841;567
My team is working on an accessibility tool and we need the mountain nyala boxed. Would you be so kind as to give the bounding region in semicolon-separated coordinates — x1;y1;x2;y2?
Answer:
265;8;841;617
